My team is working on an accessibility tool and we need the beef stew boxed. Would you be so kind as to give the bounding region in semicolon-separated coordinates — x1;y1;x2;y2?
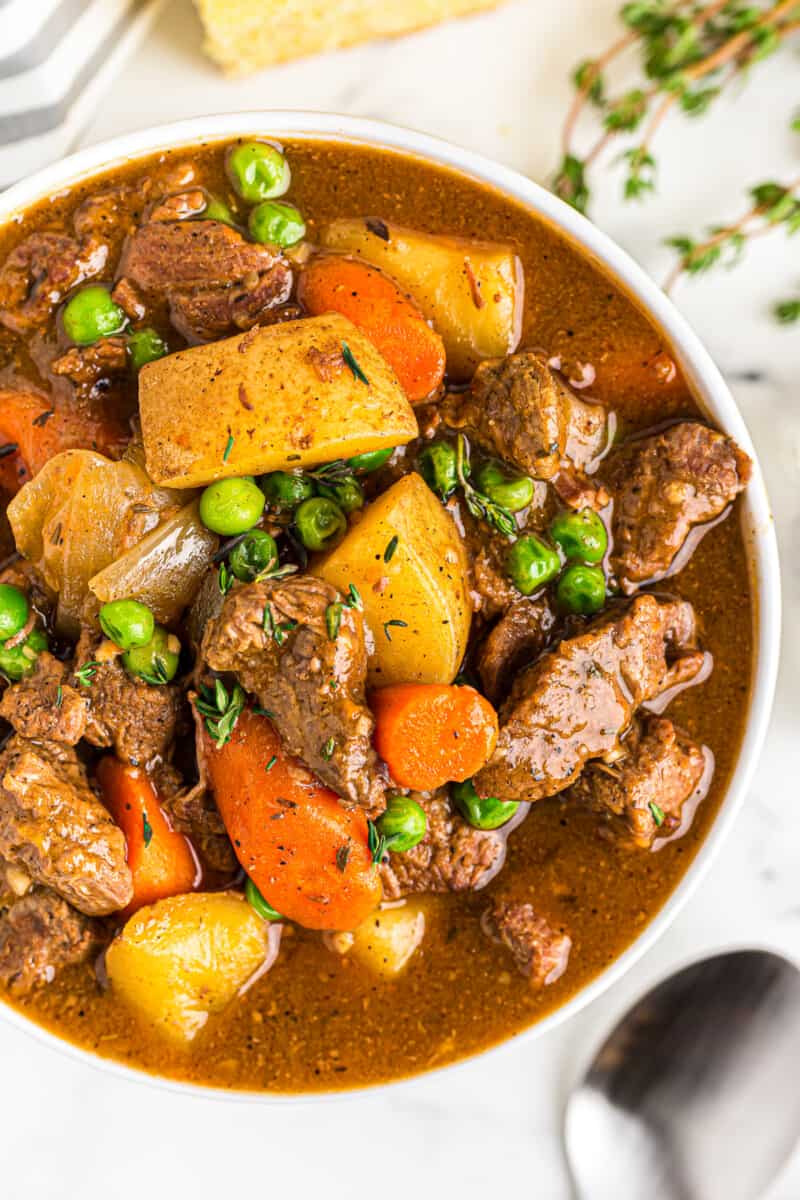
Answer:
0;138;753;1092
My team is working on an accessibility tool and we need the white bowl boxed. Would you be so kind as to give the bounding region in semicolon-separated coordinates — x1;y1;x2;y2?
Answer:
0;111;781;1100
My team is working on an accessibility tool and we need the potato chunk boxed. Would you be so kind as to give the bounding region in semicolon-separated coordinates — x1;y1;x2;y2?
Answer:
138;313;418;488
350;901;426;977
105;892;273;1043
314;473;471;686
320;219;523;379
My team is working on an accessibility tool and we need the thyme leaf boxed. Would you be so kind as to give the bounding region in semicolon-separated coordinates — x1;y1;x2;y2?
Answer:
195;681;246;748
75;661;99;688
383;619;408;641
342;341;369;385
367;819;388;865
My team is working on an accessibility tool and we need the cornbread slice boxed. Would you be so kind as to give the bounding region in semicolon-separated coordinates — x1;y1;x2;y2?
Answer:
194;0;503;74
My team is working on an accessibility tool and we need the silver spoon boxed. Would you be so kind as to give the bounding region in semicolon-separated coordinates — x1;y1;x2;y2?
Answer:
565;949;800;1200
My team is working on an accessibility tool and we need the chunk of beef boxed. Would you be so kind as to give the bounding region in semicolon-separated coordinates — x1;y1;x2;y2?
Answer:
0;233;107;335
607;421;752;591
483;901;571;986
73;181;152;250
0;736;132;915
75;630;183;767
72;165;197;259
119;220;273;290
50;336;128;388
0;890;101;995
380;789;506;899
477;597;557;704
464;521;520;618
444;351;606;480
0;653;87;744
572;716;709;848
117;220;293;342
110;277;146;321
168;271;294;342
202;576;386;813
473;595;707;803
0;559;54;621
148;190;207;222
155;758;236;877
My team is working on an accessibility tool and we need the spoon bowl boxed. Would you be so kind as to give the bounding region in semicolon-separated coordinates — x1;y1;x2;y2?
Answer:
565;949;800;1200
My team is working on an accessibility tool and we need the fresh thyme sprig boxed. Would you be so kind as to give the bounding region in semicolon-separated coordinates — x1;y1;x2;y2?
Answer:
555;0;800;216
306;459;356;488
195;679;246;748
455;435;516;539
663;170;800;290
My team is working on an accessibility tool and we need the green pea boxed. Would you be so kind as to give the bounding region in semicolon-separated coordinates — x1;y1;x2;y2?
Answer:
294;497;347;553
0;583;29;643
557;564;606;615
550;508;608;564
260;471;316;510
317;476;364;514
249;200;305;248
128;327;168;371
122;625;180;685
199;477;265;536
452;779;519;830
98;599;155;651
204;197;235;225
419;441;459;500
62;285;126;346
347;448;393;473
474;460;535;513
245;877;282;922
0;626;47;681
376;794;427;853
227;141;290;204
229;529;278;582
506;535;561;595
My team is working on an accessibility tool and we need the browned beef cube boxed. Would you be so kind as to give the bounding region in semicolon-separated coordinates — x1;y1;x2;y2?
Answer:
380;788;507;899
473;595;707;803
483;900;571;986
0;737;132;915
202;576;386;813
608;421;751;591
0;890;101;995
572;716;709;848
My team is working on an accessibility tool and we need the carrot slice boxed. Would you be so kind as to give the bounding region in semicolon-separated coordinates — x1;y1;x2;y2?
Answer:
298;255;446;402
0;389;128;488
203;709;382;931
97;757;200;916
370;683;499;791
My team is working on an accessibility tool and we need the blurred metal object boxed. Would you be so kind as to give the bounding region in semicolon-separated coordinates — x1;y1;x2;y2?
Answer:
0;0;163;188
565;950;800;1200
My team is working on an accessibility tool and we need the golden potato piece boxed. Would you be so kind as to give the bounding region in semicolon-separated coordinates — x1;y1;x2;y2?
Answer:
314;473;471;686
350;901;426;977
106;892;274;1044
138;313;418;488
320;219;523;379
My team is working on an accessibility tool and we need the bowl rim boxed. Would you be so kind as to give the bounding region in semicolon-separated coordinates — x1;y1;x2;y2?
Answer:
0;110;781;1103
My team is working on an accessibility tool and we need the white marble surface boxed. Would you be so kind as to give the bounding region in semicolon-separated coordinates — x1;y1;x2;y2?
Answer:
2;2;799;1196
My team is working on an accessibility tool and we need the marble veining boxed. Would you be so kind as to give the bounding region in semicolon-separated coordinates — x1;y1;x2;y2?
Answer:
1;2;798;1196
